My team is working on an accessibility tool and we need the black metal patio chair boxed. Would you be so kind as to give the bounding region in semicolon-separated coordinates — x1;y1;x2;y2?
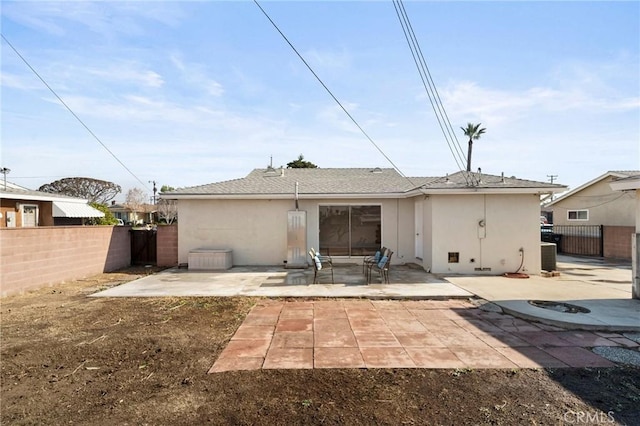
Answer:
309;250;334;284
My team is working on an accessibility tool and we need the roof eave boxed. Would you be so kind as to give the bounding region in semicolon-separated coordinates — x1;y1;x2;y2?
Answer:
162;192;407;200
546;171;628;206
610;178;640;191
0;192;90;203
408;186;566;196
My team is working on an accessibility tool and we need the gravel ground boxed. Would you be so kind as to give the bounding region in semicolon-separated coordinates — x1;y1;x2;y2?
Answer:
592;347;640;367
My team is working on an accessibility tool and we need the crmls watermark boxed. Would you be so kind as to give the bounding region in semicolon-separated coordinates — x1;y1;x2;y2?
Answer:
562;410;615;424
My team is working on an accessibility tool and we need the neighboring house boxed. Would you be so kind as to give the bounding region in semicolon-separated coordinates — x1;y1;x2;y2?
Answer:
108;202;157;225
543;171;638;226
163;167;565;275
0;182;104;227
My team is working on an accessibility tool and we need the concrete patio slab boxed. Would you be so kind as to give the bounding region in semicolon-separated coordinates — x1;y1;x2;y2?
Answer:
92;264;473;299
446;256;639;331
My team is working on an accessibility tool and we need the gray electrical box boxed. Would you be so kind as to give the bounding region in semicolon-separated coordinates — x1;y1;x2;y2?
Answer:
541;242;557;272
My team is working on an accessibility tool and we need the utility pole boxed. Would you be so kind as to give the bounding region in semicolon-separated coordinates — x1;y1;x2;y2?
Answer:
148;180;157;204
0;167;10;190
547;174;558;201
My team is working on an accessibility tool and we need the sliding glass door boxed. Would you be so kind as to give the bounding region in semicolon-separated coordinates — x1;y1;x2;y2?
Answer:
319;205;381;256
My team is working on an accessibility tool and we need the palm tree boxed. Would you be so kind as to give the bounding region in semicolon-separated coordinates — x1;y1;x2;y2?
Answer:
460;123;486;172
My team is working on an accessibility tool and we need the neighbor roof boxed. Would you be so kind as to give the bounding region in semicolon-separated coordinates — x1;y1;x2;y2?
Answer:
546;170;640;206
163;168;565;200
0;183;104;218
0;184;90;203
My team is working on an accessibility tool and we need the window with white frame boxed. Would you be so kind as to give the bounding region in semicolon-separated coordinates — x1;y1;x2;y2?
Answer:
567;209;588;221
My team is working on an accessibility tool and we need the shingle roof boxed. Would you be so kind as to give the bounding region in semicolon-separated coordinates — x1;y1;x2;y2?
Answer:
423;171;566;190
165;168;564;198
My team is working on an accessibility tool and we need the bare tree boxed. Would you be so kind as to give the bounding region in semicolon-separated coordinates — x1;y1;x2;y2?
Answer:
157;199;178;224
124;188;147;224
39;177;121;204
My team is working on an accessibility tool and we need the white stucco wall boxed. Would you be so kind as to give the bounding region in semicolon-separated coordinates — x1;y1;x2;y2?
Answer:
178;197;416;266
636;190;640;233
178;199;293;265
422;193;542;275
177;193;541;273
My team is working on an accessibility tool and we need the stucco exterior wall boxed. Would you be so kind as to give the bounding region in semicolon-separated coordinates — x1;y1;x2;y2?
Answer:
424;194;541;274
551;177;635;226
636;190;640;233
178;198;417;266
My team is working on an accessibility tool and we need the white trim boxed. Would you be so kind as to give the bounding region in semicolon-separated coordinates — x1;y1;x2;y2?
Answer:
164;186;564;201
0;191;89;203
567;209;589;221
610;176;640;191
21;204;39;227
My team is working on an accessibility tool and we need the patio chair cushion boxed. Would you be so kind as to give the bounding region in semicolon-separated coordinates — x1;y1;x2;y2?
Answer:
373;251;381;261
314;255;322;270
377;256;388;269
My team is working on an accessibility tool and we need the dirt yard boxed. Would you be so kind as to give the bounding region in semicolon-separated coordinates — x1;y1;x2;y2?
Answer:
1;268;638;425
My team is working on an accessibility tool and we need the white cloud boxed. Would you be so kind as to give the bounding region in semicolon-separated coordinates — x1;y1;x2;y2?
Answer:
0;72;43;90
86;64;165;88
438;79;639;127
169;53;224;97
2;1;185;37
304;47;351;71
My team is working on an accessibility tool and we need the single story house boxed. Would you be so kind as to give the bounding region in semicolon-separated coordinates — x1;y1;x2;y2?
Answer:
108;201;157;225
164;167;565;275
542;171;638;226
0;182;104;227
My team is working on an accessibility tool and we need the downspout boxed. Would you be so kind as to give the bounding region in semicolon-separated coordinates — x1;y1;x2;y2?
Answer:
295;182;299;210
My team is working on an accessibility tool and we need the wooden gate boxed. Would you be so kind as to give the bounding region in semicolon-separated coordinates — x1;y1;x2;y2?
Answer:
130;229;157;265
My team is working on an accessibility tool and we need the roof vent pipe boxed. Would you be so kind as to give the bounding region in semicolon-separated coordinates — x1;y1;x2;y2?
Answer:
501;172;505;183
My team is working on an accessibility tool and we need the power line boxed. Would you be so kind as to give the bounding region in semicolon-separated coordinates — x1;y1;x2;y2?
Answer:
1;33;150;191
253;0;421;188
392;0;474;186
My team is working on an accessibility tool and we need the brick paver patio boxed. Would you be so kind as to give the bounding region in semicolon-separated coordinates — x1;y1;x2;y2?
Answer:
209;300;632;373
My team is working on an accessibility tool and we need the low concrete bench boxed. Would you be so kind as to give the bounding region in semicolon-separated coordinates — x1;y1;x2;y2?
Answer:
188;249;233;270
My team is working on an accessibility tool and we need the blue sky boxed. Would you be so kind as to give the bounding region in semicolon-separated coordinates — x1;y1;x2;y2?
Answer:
2;1;639;202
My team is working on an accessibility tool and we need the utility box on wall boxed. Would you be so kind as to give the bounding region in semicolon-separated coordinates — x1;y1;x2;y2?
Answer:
286;210;307;268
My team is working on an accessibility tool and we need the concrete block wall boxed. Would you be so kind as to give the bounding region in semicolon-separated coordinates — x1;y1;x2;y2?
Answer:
604;226;634;260
0;226;131;297
157;224;178;267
